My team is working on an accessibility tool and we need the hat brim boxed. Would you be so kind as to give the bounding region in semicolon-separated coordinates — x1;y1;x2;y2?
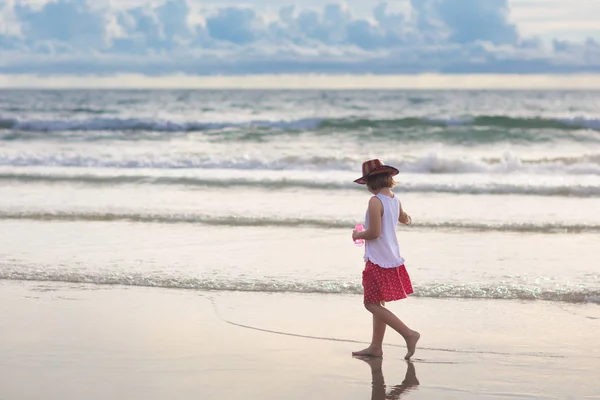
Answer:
354;166;399;184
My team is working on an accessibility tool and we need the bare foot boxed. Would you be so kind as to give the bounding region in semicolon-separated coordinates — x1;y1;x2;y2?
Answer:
404;331;420;360
352;346;383;358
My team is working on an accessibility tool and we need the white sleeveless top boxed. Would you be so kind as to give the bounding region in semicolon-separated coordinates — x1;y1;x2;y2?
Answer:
364;193;405;268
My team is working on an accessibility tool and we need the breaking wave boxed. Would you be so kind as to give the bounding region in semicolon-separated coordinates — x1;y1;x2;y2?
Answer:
1;170;600;197
0;116;323;133
1;269;598;304
2;152;600;176
1;115;599;143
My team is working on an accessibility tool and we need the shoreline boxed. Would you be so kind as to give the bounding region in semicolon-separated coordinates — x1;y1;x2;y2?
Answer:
2;274;599;306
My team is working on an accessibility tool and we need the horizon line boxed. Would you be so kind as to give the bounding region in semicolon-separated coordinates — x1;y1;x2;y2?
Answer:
2;73;600;90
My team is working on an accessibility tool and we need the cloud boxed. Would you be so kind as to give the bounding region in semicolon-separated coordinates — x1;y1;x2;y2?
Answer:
409;0;519;45
110;6;166;53
438;0;518;45
205;7;258;44
155;0;194;40
0;0;21;37
553;37;600;65
0;0;599;75
13;0;107;50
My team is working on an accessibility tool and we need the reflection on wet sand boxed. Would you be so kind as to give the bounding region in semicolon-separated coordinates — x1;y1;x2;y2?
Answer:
354;357;420;399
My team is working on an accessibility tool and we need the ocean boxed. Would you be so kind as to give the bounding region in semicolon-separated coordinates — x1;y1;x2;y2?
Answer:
1;89;599;305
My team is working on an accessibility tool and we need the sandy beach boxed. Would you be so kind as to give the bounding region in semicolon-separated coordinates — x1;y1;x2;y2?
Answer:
2;281;599;400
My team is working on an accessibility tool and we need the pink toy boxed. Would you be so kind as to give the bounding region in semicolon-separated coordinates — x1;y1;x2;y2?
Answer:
354;224;365;246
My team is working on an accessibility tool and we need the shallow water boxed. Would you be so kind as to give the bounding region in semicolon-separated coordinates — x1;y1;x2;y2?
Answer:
1;89;599;305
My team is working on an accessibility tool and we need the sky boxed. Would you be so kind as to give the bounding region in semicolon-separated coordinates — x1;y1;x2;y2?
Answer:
0;0;599;78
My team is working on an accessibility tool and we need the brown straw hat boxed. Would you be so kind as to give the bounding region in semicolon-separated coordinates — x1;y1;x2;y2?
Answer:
354;159;399;184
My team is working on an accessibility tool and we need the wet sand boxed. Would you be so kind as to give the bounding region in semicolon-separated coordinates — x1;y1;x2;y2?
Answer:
1;281;599;400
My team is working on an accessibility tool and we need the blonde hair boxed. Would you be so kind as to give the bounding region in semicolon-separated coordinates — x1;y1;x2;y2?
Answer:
366;173;396;191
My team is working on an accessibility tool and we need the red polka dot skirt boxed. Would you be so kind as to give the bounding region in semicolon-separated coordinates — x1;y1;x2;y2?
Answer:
362;260;414;304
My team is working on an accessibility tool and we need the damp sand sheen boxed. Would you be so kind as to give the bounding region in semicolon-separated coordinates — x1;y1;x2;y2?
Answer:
1;89;600;399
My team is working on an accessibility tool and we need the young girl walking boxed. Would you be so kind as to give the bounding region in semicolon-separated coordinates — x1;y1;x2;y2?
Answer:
351;159;420;360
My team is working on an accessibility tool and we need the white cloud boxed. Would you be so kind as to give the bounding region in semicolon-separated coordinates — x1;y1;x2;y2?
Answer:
0;0;599;75
510;0;600;42
0;0;21;37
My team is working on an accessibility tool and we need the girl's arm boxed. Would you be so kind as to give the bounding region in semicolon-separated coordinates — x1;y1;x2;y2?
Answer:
399;210;412;225
353;197;383;241
399;203;412;225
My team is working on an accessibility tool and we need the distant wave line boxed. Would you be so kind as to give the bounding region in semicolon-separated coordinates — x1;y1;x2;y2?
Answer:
2;151;600;175
1;211;598;234
1;115;600;135
1;172;600;197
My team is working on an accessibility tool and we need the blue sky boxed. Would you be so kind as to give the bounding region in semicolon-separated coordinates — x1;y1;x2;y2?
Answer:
1;0;600;75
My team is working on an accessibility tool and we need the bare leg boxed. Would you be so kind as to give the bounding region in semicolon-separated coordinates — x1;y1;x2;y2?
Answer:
365;303;420;360
352;305;387;357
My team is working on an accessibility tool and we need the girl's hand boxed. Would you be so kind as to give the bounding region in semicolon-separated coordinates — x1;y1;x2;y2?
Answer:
400;211;412;225
352;229;362;241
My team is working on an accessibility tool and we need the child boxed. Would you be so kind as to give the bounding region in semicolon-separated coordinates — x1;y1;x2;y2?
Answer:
351;159;420;360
